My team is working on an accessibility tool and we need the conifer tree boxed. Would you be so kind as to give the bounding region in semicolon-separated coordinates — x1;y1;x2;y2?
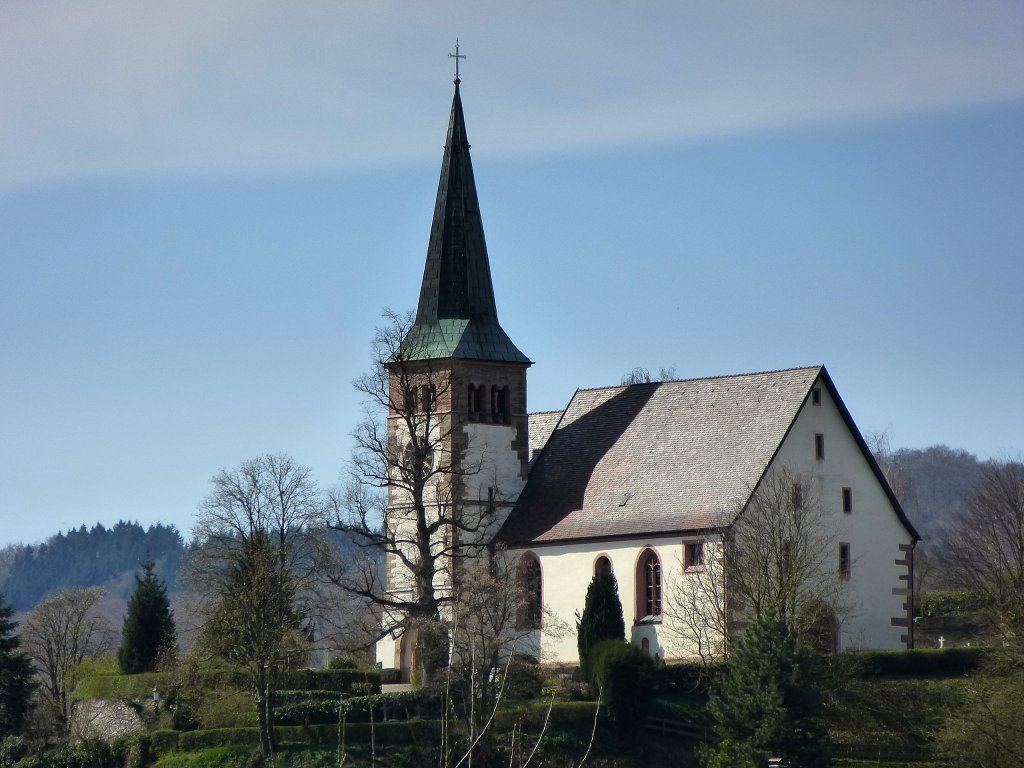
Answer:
576;570;626;681
118;561;176;674
0;593;34;736
705;612;829;768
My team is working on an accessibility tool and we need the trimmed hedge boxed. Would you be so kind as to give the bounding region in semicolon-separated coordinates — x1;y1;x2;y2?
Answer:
277;668;381;694
847;647;987;677
380;668;403;685
155;721;443;753
70;671;172;701
274;690;441;725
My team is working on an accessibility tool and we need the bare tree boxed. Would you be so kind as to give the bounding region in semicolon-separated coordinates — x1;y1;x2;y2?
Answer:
20;587;113;730
328;310;503;683
188;453;324;757
667;468;844;657
945;459;1024;640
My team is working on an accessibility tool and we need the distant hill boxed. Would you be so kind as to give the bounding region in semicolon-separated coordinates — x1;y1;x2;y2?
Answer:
0;521;185;611
874;445;985;545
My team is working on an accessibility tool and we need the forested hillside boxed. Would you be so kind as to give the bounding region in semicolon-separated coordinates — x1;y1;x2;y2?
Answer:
874;444;987;543
0;521;184;611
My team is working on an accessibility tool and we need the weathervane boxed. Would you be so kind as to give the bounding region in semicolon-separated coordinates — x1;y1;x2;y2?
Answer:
449;39;466;83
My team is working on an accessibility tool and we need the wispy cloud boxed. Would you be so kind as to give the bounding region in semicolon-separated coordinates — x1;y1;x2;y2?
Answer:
2;0;1022;191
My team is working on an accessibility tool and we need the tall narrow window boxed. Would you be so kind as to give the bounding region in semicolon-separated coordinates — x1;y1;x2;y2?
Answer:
685;541;705;569
594;555;612;576
468;385;483;421
811;388;822;406
839;543;851;579
815;433;825;460
636;549;662;620
516;554;542;630
842;487;852;513
791;482;804;510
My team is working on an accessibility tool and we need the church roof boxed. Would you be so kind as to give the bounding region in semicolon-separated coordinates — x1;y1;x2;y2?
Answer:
497;366;918;545
400;81;529;365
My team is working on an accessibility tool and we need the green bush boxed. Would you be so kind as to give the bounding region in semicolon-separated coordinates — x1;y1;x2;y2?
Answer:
69;670;172;701
273;690;441;725
148;730;180;754
276;669;381;694
0;736;27;768
27;741;115;768
502;655;545;700
325;656;357;671
576;572;626;683
379;668;402;685
589;640;657;728
111;732;154;768
199;691;257;729
918;589;986;618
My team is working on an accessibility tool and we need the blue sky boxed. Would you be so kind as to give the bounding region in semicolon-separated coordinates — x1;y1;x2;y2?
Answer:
1;2;1022;547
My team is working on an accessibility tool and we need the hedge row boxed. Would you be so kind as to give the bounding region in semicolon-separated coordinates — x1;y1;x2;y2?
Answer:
274;690;441;725
70;671;172;701
150;721;443;753
846;647;987;677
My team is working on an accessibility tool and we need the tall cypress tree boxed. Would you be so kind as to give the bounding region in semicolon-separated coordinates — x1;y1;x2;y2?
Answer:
576;570;626;681
706;612;829;768
118;562;176;674
0;592;34;736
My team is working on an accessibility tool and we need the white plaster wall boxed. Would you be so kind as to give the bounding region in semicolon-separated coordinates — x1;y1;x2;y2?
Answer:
771;378;913;650
511;535;720;664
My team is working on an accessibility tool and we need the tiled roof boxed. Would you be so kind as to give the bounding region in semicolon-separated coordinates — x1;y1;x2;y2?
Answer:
401;82;529;365
528;411;564;460
498;367;823;545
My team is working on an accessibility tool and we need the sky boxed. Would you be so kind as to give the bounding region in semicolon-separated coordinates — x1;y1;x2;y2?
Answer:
1;1;1022;548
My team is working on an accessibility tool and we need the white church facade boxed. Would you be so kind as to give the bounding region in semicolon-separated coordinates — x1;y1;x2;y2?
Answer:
376;79;919;676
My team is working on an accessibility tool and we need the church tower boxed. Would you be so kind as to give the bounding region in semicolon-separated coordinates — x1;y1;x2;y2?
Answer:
379;77;531;673
392;76;531;500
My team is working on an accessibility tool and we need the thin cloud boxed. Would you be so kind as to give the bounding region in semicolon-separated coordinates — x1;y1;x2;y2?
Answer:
1;0;1022;191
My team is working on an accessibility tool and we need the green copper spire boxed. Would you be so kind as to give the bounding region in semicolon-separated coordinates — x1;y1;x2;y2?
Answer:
401;81;530;364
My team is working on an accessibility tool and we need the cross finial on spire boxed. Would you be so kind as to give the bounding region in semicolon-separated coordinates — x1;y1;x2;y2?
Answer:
449;39;465;84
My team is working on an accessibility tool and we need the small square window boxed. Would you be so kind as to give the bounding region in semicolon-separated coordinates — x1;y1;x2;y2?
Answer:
685;541;705;569
839;543;851;579
842;487;852;513
811;388;822;406
815;433;825;460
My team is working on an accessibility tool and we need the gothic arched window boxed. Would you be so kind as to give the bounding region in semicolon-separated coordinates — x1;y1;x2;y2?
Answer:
468;384;483;421
594;555;612;577
636;548;662;620
516;553;542;630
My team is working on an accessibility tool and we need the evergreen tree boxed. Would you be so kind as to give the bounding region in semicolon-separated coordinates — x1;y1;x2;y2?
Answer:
0;593;33;736
118;562;176;674
576;570;626;682
705;612;829;768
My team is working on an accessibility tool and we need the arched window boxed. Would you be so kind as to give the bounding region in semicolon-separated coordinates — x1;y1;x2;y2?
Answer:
468;384;483;421
487;385;511;424
419;384;435;413
516;553;542;630
594;555;612;577
636;548;662;620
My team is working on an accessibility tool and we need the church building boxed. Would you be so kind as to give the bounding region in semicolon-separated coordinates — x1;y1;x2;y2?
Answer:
376;78;919;675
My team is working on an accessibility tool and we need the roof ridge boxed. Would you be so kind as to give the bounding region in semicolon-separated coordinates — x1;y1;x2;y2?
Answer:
571;365;823;395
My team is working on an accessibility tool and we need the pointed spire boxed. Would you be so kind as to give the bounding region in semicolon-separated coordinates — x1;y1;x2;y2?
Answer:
402;80;530;365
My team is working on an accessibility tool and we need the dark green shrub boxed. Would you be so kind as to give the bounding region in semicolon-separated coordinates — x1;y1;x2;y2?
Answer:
590;640;657;728
379;668;402;685
276;669;381;694
502;655;545;701
148;730;179;754
0;735;27;768
576;572;625;683
111;731;153;768
326;656;357;671
848;647;987;677
36;741;115;768
708;613;829;768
